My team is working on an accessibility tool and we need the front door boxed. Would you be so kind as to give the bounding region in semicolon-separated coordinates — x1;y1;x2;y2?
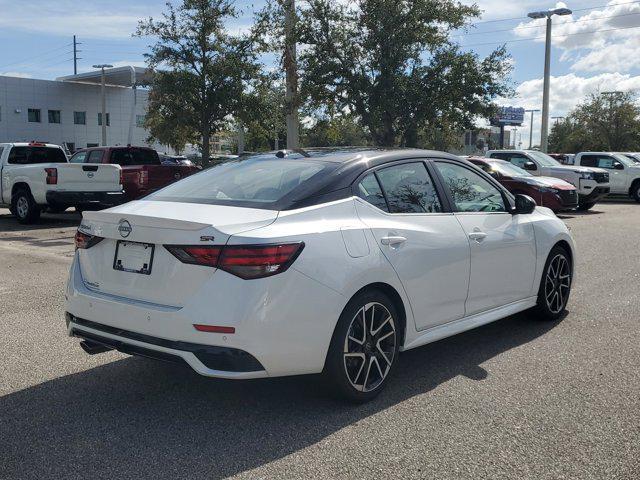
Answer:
354;161;471;331
434;161;537;315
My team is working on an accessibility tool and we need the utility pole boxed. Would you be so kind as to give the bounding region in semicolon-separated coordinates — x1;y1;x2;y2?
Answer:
93;64;113;146
284;0;299;150
73;35;82;75
528;6;572;153
525;109;540;149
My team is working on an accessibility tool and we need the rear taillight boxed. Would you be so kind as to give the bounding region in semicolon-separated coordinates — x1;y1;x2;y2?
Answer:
165;243;304;279
119;169;124;187
139;170;149;185
45;168;58;185
75;230;103;250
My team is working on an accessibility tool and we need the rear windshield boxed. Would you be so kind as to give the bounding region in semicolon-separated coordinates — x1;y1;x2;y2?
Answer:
8;146;67;164
110;148;159;166
149;157;331;209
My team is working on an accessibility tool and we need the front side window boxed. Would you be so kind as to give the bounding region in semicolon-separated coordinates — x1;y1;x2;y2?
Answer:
435;162;506;213
376;162;442;214
357;173;389;212
48;110;61;124
70;151;88;163
74;111;86;125
28;108;41;123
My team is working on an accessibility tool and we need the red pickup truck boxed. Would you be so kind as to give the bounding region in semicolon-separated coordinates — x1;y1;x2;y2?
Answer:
70;146;199;202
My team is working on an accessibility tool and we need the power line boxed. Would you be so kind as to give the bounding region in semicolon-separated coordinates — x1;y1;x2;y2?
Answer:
470;0;640;26
461;10;640;37
461;23;640;48
0;43;72;70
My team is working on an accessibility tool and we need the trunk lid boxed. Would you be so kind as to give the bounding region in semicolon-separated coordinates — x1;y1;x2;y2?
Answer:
78;200;278;306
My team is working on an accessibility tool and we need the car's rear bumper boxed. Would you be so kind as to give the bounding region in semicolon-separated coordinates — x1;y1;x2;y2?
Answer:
578;186;610;204
67;313;267;378
47;190;125;207
65;253;344;379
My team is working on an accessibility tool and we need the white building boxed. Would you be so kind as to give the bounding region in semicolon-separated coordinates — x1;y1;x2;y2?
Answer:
0;66;164;153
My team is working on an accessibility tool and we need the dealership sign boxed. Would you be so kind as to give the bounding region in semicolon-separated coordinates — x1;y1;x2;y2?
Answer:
491;107;525;126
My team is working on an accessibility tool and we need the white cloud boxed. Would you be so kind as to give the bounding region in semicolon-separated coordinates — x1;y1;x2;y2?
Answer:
500;72;640;147
0;71;32;78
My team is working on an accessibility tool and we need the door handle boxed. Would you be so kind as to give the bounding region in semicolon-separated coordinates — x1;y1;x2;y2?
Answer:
468;230;488;243
381;236;407;246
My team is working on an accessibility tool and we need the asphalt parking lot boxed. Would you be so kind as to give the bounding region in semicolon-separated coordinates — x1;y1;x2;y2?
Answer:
0;202;638;480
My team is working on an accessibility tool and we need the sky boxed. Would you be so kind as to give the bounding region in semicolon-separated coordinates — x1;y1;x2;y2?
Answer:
1;0;640;146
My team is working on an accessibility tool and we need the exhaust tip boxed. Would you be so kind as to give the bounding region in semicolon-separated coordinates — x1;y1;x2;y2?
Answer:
80;340;113;355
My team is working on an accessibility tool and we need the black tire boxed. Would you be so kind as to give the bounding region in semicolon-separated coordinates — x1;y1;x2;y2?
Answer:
533;245;573;321
324;289;401;403
576;202;595;211
630;182;640;203
11;189;41;224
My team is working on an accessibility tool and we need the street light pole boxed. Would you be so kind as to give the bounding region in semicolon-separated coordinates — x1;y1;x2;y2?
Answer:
93;64;113;146
528;6;572;153
525;109;540;149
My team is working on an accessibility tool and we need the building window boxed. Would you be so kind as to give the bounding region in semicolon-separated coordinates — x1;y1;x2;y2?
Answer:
136;114;145;127
28;108;41;123
48;110;61;124
87;143;99;148
98;113;110;126
74;111;86;125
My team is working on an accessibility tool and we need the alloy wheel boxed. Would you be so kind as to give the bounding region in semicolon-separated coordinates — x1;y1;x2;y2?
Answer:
16;196;29;219
343;302;396;392
544;254;571;314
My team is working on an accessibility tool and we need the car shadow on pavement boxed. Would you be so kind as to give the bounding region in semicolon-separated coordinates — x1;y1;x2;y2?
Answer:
0;312;559;479
0;211;81;232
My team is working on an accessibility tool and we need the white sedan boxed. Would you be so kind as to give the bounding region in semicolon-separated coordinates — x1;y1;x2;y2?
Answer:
66;149;575;402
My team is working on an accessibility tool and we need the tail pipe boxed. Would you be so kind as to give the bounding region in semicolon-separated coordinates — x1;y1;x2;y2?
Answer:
80;339;113;355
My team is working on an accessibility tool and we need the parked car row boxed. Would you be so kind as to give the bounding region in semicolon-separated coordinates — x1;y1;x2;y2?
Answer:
0;142;199;223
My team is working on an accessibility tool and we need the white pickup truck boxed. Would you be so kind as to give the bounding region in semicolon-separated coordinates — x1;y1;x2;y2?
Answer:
0;142;124;223
486;149;610;210
573;152;640;202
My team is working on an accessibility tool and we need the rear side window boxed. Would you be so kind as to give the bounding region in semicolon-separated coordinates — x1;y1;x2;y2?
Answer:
376;162;442;214
111;149;159;166
149;158;330;208
8;146;67;164
357;174;389;212
86;150;104;163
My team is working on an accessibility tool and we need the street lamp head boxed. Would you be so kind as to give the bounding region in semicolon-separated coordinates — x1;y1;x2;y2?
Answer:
528;7;572;19
92;64;114;69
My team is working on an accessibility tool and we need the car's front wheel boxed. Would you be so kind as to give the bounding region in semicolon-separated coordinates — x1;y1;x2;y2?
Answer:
324;290;400;402
534;245;573;321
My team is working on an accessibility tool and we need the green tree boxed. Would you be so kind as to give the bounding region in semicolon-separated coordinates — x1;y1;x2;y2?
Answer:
302;114;371;147
549;92;640;153
136;0;259;163
294;0;511;147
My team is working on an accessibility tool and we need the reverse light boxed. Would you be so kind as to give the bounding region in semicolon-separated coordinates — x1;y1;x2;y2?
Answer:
45;168;58;185
165;243;305;279
75;229;104;250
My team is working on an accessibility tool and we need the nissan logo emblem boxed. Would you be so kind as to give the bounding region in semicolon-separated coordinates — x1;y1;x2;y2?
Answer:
118;219;132;238
87;172;94;178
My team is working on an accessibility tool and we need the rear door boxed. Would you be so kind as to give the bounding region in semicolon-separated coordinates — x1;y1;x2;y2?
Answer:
354;160;471;331
433;160;537;315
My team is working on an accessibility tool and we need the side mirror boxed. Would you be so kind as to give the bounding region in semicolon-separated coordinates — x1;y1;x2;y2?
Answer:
513;194;536;215
523;161;537;171
613;161;624;170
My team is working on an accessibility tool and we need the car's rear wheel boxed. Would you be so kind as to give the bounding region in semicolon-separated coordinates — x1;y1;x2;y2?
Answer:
12;189;41;224
325;290;400;402
534;245;572;321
